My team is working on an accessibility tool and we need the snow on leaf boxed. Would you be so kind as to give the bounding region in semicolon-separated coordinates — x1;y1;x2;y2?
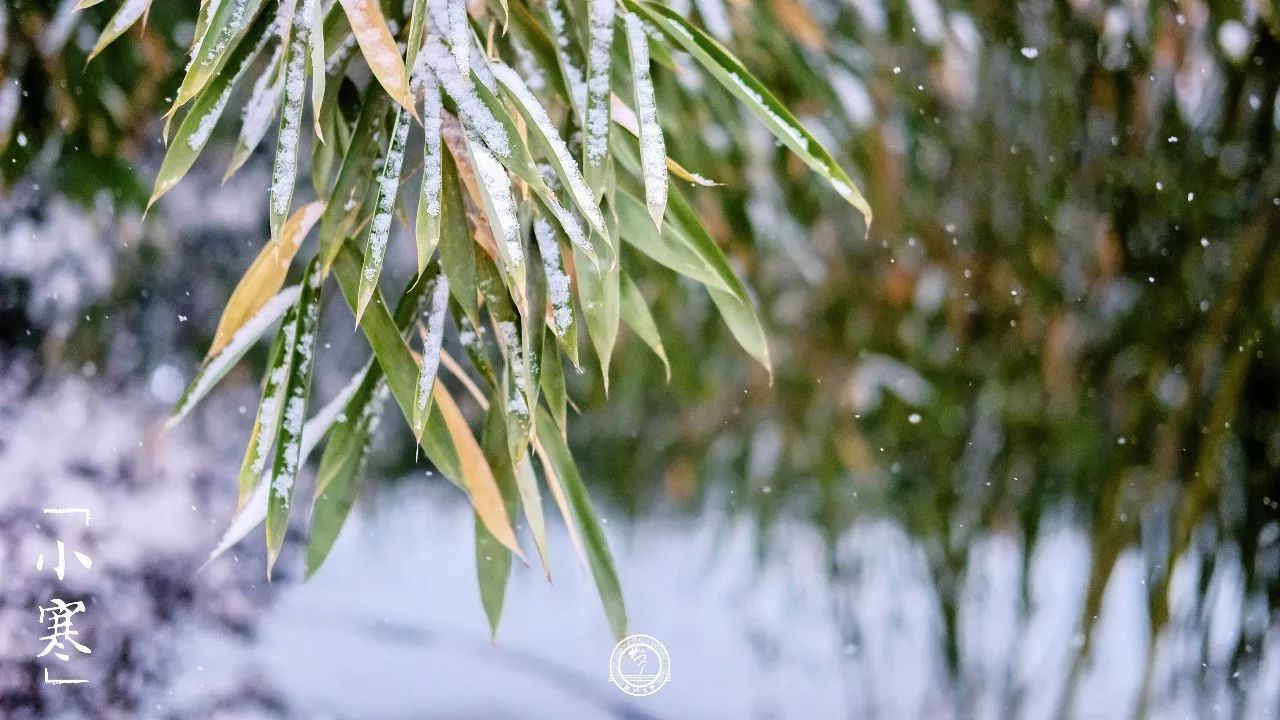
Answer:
534;217;574;338
623;13;667;227
544;0;586;119
583;0;615;193
87;0;152;61
268;9;309;239
412;274;450;442
422;36;510;157
355;106;412;321
491;62;607;236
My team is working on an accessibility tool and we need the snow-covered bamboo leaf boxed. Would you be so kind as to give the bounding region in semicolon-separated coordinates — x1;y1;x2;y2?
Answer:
268;5;312;241
87;0;152;62
477;249;534;462
619;269;670;378
412;272;450;444
405;0;428;76
534;408;627;640
265;257;325;577
533;214;580;366
624;0;871;226
332;241;465;483
448;0;470;75
463;131;526;298
582;0;615;199
148;9;273;209
355;105;412;321
225;38;286;182
414;71;443;274
491;61;607;236
204;364;366;569
516;456;550;578
609;107;719;186
233;297;299;506
622;13;667;227
539;0;588;121
208;202;324;359
170;0;268;114
476;395;518;637
168;285;301;429
308;270;451;575
435;379;525;560
337;0;416;115
306;0;326;141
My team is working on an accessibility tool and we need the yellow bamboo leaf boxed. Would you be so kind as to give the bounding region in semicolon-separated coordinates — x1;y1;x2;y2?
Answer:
207;202;324;358
337;0;417;117
433;382;526;560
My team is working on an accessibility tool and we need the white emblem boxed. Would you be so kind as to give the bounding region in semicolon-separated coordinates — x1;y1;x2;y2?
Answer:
609;633;671;697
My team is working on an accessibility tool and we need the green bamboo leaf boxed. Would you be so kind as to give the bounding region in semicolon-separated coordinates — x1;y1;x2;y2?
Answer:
462;131;527;301
539;326;568;432
170;0;268;115
538;0;588;122
614;189;729;291
619;269;670;379
516;457;551;578
476;395;518;637
405;0;428;75
148;9;273;209
355;106;412;321
168;285;301;429
225;39;286;182
319;86;394;269
306;365;387;577
534;408;627;640
625;0;871;226
438;150;479;327
306;0;326;142
573;212;619;391
234;295;300;507
477;249;533;464
532;211;580;367
87;0;153;62
266;257;326;577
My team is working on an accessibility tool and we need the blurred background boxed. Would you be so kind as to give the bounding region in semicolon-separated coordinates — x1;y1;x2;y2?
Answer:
3;0;1280;717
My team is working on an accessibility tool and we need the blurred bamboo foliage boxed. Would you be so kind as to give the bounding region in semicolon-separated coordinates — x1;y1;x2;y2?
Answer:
3;0;1280;707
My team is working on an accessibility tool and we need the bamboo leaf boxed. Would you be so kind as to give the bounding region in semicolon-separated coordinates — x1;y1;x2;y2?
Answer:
614;189;729;292
515;456;550;578
619;269;670;379
539;326;568;432
148;8;273;209
306;0;327;142
533;213;580;366
476;395;518;637
337;0;416;115
622;12;667;227
170;0;268;115
414;72;444;275
234;297;299;506
356;106;412;321
582;0;615;200
208;201;325;359
534;409;627;640
88;0;153;62
625;0;871;226
168;285;301;429
437;150;479;327
573;218;619;391
319;86;394;268
268;6;311;241
225;38;286;182
266;257;326;576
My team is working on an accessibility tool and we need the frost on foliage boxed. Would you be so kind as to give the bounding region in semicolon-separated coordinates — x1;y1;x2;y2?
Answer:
499;320;529;416
187;25;273;151
239;43;285;154
206;0;253;67
422;36;510;157
467;133;523;267
269;13;311;221
624;13;668;225
361;109;412;284
413;276;451;435
170;286;302;427
490;62;606;235
534;218;574;337
449;0;469;75
418;70;443;218
545;0;586;117
269;266;323;504
584;0;615;167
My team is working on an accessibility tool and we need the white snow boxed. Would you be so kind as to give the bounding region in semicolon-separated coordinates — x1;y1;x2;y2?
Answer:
361;109;412;284
466;133;523;267
584;0;615;167
534;218;573;336
624;13;667;225
414;276;451;429
545;0;586;117
422;36;511;157
269;24;309;219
